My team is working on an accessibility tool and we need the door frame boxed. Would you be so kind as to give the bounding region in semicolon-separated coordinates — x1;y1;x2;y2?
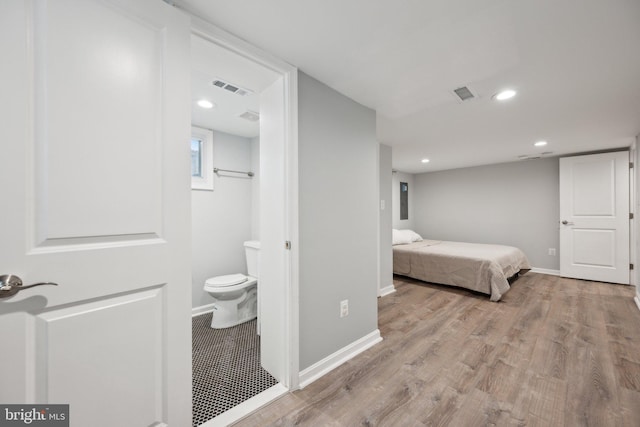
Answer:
189;16;300;390
630;141;637;287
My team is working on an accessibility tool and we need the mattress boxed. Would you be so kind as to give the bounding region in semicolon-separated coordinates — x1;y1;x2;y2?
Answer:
393;240;531;301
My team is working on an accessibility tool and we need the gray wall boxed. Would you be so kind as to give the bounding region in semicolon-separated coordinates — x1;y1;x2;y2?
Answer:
392;171;415;229
298;72;379;370
191;130;255;308
379;144;393;292
412;158;560;270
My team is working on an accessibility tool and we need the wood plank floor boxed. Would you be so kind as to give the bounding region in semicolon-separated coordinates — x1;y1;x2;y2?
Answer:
233;273;640;426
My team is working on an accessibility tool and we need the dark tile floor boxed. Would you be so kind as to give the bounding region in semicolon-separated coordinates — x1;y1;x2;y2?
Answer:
192;315;277;426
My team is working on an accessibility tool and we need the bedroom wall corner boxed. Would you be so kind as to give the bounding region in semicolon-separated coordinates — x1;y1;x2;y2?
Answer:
392;171;415;230
379;144;393;295
411;158;560;271
298;71;379;372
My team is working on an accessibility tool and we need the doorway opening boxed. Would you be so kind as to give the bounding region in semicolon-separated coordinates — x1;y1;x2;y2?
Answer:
188;23;297;426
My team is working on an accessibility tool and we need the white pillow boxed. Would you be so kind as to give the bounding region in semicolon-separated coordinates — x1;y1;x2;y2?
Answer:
392;229;423;245
408;230;423;242
392;229;413;245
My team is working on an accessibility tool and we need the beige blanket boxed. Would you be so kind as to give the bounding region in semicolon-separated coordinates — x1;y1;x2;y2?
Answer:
393;240;531;301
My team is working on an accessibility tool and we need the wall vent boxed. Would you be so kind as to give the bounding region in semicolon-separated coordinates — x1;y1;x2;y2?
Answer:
239;110;260;122
453;86;475;101
211;78;253;97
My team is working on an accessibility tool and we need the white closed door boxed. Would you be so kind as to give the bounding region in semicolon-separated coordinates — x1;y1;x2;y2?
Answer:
559;151;630;284
0;1;191;426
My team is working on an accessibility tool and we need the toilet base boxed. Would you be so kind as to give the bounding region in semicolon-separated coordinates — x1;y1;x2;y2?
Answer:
210;287;257;329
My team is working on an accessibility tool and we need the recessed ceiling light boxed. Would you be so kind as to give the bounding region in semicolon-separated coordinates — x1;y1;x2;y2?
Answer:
534;140;548;147
197;99;215;109
421;158;430;163
493;89;516;101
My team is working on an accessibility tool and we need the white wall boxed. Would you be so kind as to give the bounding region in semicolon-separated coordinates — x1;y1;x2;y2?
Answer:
379;144;393;293
411;158;560;270
392;171;415;229
191;130;254;308
298;72;379;370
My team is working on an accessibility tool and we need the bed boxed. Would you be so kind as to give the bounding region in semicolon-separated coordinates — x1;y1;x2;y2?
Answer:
392;231;531;301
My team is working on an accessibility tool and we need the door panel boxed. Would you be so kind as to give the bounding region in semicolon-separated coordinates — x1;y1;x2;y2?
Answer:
571;159;615;215
34;0;163;242
0;1;191;425
572;229;615;266
559;152;630;284
36;289;163;425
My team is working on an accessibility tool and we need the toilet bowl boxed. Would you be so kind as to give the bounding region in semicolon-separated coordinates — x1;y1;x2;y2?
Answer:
203;241;260;329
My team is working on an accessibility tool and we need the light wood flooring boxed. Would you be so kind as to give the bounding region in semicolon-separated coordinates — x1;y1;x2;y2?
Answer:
234;273;640;426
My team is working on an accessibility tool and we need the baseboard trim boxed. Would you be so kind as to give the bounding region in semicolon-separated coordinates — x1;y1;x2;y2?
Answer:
199;383;288;427
298;329;382;389
635;295;640;313
530;267;561;276
379;284;396;297
192;303;215;317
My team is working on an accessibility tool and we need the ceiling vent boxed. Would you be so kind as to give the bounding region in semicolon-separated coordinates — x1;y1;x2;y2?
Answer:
518;152;554;160
239;110;259;122
452;86;476;102
212;78;253;97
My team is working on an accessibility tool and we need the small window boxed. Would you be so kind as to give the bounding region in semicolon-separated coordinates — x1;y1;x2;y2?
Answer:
191;138;203;177
191;126;213;190
400;182;408;220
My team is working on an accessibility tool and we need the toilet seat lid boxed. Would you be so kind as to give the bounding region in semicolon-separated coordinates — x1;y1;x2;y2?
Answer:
205;274;248;287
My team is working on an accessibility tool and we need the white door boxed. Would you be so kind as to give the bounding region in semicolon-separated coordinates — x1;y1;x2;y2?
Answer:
0;1;191;426
259;76;294;386
559;151;630;284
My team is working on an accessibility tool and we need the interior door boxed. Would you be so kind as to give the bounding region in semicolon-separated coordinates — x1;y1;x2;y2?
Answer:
559;151;630;284
0;1;192;426
259;76;292;385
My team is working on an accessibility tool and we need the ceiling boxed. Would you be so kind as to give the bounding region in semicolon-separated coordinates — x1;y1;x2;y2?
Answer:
191;34;278;138
178;0;640;173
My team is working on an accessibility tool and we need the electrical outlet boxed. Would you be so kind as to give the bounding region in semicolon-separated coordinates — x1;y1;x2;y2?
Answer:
548;248;556;256
340;300;349;318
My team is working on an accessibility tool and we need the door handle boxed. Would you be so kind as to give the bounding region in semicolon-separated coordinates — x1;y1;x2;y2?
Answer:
561;220;574;225
0;274;58;299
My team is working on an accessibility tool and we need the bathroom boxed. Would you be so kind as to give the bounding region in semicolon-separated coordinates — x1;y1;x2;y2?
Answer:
189;34;278;426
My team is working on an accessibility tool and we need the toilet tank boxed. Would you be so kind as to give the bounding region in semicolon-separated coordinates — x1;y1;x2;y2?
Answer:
243;241;260;278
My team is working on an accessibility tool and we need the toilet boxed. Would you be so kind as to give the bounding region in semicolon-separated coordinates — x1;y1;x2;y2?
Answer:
204;241;260;329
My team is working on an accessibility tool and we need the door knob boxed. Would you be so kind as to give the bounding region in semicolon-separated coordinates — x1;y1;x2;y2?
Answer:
0;274;58;299
561;220;574;225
